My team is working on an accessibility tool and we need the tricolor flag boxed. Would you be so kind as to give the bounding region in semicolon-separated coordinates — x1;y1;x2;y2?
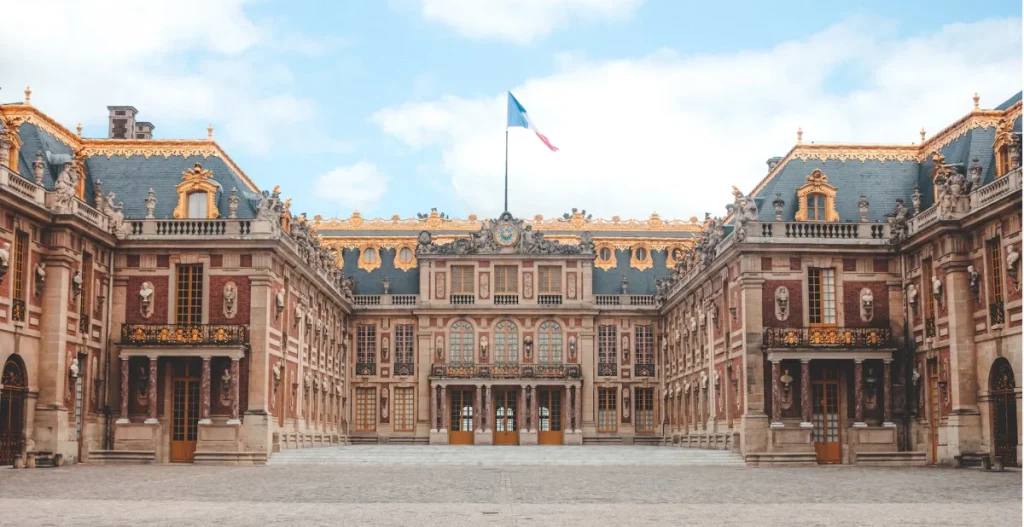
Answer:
507;92;559;152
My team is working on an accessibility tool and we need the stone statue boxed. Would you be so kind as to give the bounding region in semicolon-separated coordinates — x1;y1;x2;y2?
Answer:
275;289;285;319
34;262;46;296
700;371;708;391
967;265;981;301
931;276;943;306
145;188;157;219
72;269;83;297
622;386;630;419
906;283;919;313
620;275;629;295
1007;245;1020;290
382;276;391;295
858;195;869;222
50;156;80;214
228;187;239;219
139;281;155;318
727;187;759;241
775;286;789;321
772;193;785;221
223;281;238;318
0;242;10;280
107;194;128;238
69;357;79;378
381;387;390;420
911;186;921;215
294;303;305;328
860;288;874;322
887;199;910;243
780;369;793;406
137;364;149;400
220;367;233;406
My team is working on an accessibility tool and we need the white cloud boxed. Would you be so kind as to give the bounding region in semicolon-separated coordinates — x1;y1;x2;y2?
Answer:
315;161;391;211
373;17;1022;220
0;0;346;157
407;0;645;44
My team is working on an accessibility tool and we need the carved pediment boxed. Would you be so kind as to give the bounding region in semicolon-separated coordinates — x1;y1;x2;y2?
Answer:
416;211;595;256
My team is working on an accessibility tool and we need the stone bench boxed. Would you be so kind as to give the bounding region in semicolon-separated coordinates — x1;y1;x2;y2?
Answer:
954;452;990;469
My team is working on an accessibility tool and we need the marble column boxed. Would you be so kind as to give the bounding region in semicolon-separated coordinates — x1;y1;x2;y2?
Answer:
199;357;212;424
228;358;241;424
800;359;812;427
575;384;582;432
430;383;437;432
769;360;782;428
853;359;865;427
882;359;895;427
144;356;158;424
566;385;573;430
483;385;490;431
475;385;483;432
118;356;130;423
440;385;448;431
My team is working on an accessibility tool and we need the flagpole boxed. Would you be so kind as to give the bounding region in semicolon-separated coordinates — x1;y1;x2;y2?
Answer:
504;127;509;213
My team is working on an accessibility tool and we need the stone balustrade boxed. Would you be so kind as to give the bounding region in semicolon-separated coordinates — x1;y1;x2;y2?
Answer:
0;166;45;205
352;294;419;308
908;166;1022;236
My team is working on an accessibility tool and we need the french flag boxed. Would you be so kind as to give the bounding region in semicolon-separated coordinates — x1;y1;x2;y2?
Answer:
507;92;559;152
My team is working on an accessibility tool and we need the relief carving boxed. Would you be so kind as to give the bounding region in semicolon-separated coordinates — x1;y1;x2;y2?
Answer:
223;281;238;319
780;368;793;409
480;273;489;298
774;286;790;322
139;281;155;319
859;288;874;323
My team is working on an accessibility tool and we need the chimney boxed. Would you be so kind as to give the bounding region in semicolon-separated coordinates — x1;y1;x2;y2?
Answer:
107;106;138;139
134;121;155;139
766;156;783;171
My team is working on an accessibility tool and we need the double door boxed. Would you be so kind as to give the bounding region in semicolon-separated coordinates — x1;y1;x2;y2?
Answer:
812;380;841;464
538;388;563;445
449;389;475;445
170;361;200;462
494;389;519;445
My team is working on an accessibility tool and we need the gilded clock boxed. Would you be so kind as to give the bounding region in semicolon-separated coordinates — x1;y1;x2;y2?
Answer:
494;223;519;247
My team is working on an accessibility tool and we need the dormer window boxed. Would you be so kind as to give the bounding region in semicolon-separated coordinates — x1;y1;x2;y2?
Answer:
187;191;208;218
595;243;616;271
794;170;838;222
358;245;381;272
173;163;220;219
629;243;653;271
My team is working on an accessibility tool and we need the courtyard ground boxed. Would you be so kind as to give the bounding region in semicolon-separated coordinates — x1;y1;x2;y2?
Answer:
0;446;1020;526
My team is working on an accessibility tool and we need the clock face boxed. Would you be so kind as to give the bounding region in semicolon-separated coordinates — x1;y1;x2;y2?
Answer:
494;223;518;246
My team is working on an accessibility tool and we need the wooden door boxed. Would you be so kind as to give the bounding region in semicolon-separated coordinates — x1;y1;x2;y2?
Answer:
812;380;841;464
0;358;27;465
448;388;474;445
990;359;1018;467
494;389;519;445
538;388;563;445
170;363;200;463
928;362;939;464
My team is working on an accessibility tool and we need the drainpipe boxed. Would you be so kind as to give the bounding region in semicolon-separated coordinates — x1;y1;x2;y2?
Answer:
102;249;115;450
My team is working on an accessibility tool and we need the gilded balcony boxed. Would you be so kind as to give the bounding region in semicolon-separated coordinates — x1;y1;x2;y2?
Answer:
429;362;582;380
120;323;249;346
763;327;893;349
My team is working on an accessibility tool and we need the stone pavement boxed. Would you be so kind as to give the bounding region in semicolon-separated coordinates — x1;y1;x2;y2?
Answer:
0;446;1020;527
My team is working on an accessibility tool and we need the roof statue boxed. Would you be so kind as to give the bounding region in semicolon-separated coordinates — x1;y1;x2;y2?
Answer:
416;211;595;256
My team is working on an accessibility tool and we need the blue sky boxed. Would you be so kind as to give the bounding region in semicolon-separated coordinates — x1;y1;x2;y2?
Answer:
1;0;1020;221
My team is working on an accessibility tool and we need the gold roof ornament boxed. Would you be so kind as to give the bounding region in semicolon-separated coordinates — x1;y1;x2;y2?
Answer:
973;92;980;110
173;162;220;219
796;127;803;144
24;85;31;105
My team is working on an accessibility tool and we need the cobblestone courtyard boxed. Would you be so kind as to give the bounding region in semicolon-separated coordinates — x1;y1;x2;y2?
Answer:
0;447;1020;526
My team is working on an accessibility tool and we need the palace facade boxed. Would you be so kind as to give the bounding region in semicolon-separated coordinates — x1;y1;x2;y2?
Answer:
0;88;1020;467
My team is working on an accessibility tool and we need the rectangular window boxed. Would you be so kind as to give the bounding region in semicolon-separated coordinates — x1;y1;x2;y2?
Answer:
921;259;934;319
598;325;617;364
538;266;561;294
355;387;377;432
635;326;654;365
357;325;377;364
807;194;825;221
988;239;1004;305
598;388;618;433
394;387;414;432
494;265;518;293
13;230;28;300
808;268;836;325
175;264;203;324
451;265;474;294
81;252;93;319
634;388;654;432
395;325;414;363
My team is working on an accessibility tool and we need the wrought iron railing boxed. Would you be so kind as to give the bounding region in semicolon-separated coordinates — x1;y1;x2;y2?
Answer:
634;363;656;377
924;317;936;338
355;362;376;376
990;302;1006;325
393;362;414;376
120;324;248;345
11;298;25;322
430;362;581;380
598;362;618;376
763;326;893;348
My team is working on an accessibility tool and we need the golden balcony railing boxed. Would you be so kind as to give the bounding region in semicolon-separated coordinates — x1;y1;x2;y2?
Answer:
430;362;582;380
763;327;893;348
120;324;248;346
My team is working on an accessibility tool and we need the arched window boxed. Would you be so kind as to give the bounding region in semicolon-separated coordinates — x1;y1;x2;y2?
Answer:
187;192;208;218
538;321;562;363
806;193;826;221
449;320;474;363
494;320;519;363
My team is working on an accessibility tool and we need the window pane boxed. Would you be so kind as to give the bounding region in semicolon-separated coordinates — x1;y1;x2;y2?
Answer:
187;192;208;218
398;247;413;263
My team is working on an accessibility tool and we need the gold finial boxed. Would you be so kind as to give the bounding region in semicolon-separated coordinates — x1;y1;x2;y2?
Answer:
76;123;83;137
796;127;803;144
973;92;980;109
24;85;31;105
920;128;926;142
207;123;214;140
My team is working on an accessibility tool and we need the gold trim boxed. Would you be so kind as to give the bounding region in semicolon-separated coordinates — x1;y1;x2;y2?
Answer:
311;209;701;233
794;170;839;222
594;243;616;271
665;245;686;269
629;242;653;271
357;244;382;273
394;244;417;272
173;163;220;219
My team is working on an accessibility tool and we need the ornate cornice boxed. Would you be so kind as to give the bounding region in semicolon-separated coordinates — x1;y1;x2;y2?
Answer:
311;210;702;234
0;104;79;147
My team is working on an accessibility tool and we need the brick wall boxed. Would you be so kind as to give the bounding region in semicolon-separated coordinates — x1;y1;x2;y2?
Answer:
125;275;169;324
208;275;250;325
762;280;803;327
842;281;889;328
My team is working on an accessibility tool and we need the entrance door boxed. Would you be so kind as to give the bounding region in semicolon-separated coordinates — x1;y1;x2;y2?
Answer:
928;362;939;464
448;388;474;445
990;359;1018;467
0;358;27;465
494;389;519;445
170;362;200;462
538;388;563;445
812;380;841;464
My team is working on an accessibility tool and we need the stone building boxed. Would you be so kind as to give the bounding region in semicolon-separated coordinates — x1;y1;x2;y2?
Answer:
0;87;1019;466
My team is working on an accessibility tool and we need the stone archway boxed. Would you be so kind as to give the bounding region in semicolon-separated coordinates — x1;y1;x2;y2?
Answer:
989;358;1018;467
1;355;28;465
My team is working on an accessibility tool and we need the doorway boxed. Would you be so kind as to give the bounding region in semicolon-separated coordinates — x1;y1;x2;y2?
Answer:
494;388;519;445
812;373;841;464
170;360;200;462
990;358;1018;467
538;388;563;445
448;388;474;445
0;356;27;465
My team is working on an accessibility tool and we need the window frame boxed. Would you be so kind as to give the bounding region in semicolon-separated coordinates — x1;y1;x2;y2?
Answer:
493;320;519;363
806;193;826;221
538;266;561;294
807;267;836;326
395;324;414;364
357;324;377;364
634;387;655;432
449;320;474;363
175;264;203;324
598;325;617;364
393;386;414;432
451;265;474;295
494;265;518;294
13;230;28;301
598;388;618;433
355;387;377;432
538;320;562;363
635;326;654;365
